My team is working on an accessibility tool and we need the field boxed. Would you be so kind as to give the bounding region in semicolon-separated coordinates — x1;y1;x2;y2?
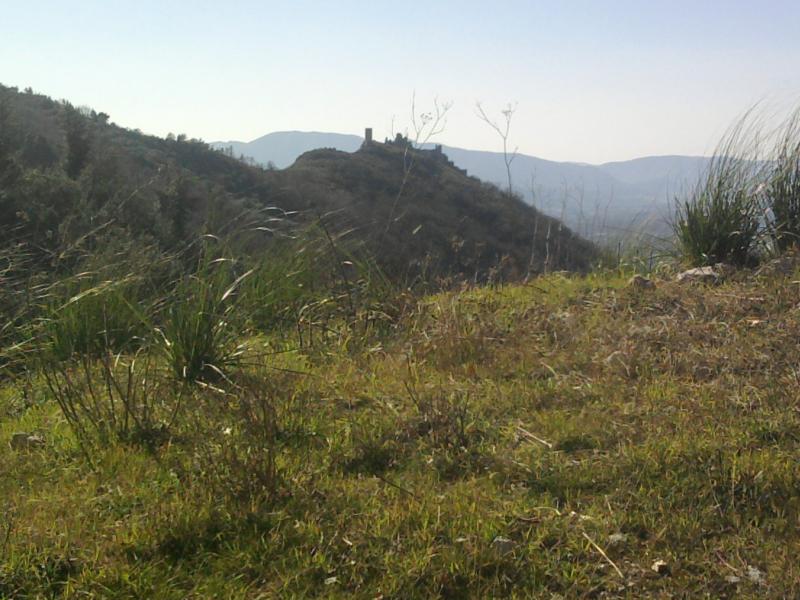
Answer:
2;263;799;598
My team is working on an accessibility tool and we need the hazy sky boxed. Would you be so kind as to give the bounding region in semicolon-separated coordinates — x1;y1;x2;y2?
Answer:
3;1;799;163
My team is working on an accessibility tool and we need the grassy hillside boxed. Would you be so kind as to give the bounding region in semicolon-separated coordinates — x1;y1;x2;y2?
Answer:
270;142;596;278
5;84;798;598
0;84;596;282
2;263;800;597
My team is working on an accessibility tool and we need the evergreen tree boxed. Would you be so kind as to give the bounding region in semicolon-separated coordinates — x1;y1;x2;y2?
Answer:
63;104;91;179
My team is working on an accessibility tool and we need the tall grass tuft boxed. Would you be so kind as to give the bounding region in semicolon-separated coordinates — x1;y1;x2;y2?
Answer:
0;239;41;373
241;232;322;333
766;108;800;252
673;115;764;266
240;222;408;347
160;239;252;383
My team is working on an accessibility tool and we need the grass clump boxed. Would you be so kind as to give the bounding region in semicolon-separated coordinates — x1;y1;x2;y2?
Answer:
41;348;180;451
161;242;251;383
43;275;146;361
674;105;800;267
766;108;800;251
674;116;763;266
186;382;282;505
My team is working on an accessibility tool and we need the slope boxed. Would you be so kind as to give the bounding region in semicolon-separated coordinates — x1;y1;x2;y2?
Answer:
0;83;596;280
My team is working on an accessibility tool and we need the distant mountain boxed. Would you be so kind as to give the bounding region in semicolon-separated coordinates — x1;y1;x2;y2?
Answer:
597;155;710;187
213;133;712;239
216;131;363;169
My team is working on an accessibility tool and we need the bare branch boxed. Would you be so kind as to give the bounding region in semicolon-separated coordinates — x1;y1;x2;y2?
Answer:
476;101;518;196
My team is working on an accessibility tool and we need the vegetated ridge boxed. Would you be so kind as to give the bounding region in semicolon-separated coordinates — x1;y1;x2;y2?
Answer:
0;83;596;281
215;131;713;238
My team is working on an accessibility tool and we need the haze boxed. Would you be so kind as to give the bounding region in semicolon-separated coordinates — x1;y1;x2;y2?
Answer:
2;0;799;163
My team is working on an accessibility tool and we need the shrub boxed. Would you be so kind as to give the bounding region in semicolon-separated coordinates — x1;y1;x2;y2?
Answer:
42;348;181;451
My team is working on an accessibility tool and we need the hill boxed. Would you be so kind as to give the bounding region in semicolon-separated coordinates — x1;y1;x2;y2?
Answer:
266;140;597;278
0;84;595;281
213;131;712;238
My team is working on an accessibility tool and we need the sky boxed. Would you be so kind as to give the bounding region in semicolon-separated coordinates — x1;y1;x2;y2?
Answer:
2;0;799;164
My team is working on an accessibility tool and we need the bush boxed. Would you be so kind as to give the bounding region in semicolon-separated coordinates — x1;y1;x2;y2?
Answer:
42;348;181;451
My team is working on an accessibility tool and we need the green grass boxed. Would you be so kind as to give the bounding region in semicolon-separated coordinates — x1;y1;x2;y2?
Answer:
2;266;800;597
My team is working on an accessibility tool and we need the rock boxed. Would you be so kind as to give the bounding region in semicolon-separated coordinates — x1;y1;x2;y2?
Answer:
10;432;45;451
746;565;766;585
651;559;670;575
676;266;720;284
628;275;655;290
608;533;628;545
491;536;516;556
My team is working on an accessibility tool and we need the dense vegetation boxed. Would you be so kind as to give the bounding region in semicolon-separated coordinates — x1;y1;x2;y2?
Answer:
0;83;596;284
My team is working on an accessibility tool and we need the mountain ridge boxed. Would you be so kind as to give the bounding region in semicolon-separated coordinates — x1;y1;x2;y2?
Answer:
213;132;712;237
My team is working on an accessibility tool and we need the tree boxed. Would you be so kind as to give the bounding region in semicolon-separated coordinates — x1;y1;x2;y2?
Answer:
63;104;91;179
20;134;58;170
0;99;22;195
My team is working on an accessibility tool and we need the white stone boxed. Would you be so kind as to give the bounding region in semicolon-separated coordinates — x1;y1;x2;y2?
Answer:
676;266;719;284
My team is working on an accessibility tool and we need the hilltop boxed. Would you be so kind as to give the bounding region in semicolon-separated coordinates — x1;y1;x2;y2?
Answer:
265;139;597;278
